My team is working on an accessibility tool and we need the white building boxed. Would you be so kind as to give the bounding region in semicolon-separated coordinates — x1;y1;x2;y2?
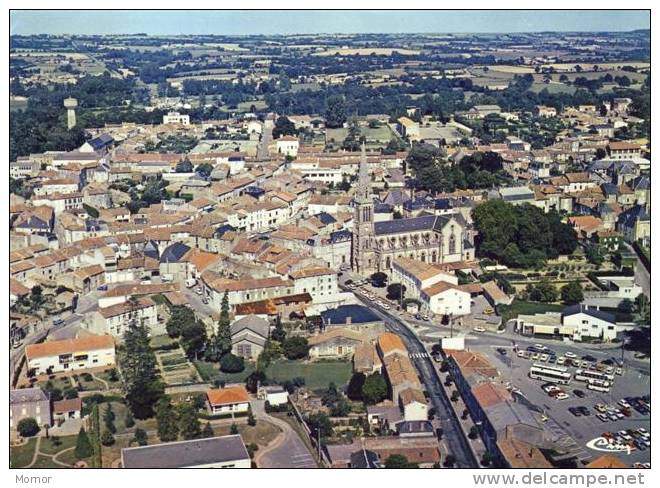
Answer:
391;257;458;299
513;305;617;342
275;136;299;157
290;267;338;301
206;386;250;416
261;386;289;407
162;111;190;125
420;282;471;316
25;336;115;375
85;297;160;338
400;388;429;422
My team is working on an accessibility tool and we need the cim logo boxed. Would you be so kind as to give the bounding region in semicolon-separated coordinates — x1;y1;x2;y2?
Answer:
586;437;632;454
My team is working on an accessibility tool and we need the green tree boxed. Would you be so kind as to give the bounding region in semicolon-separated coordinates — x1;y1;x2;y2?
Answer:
346;373;366;401
120;320;164;419
561;281;584;305
307;412;333;438
17;418;40;437
220;353;245;373
272;116;297;139
202;422;214;438
63;387;79;399
195;162;214;178
370;272;388;288
362;373;387;405
325;95;347;128
271;315;286;343
385;454;418;468
103;403;117;434
74;427;93;459
282;336;309;360
230;423;239;435
156;397;179;442
125;410;135;428
177;403;202;440
386;283;406;301
247;409;257;427
133;428;148;446
101;430;115;446
175;158;193;173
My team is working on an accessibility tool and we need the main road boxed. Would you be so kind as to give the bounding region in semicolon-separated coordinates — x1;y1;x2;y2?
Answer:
341;284;478;468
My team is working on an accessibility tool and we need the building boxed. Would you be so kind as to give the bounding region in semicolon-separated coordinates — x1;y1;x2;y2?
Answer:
86;297;159;337
420;281;471;316
53;398;83;422
352;146;473;275
396;117;421;140
608;141;641;160
26;336;116;375
10;388;51;430
230;315;270;360
260;385;288;407
289;267;338;301
390;257;457;299
275;136;299;157
513;305;617;342
206;386;250;416
121;435;251;468
308;327;366;360
162;111;190;125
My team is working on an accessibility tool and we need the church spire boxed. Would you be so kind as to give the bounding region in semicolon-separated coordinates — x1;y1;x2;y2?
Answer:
356;142;370;203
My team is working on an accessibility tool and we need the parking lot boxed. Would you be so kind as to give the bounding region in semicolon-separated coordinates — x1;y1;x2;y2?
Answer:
472;342;651;467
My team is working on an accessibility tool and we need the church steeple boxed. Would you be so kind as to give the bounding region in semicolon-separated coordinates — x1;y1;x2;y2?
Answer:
356;142;371;204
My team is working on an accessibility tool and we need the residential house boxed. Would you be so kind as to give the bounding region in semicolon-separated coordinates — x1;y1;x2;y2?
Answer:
10;388;51;430
230;315;270;361
26;335;115;375
206;386;250;416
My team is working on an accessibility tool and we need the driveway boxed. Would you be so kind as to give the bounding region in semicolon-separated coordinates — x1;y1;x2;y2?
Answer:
252;400;317;468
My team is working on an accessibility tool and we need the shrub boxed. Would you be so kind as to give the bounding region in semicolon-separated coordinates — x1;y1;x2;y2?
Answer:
220;353;245;373
17;418;40;437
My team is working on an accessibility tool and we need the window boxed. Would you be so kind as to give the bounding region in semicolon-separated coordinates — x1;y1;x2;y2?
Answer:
449;234;456;255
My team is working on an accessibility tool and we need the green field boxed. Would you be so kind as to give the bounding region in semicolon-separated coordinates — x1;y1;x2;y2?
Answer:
529;83;576;94
326;125;394;144
10;438;37;468
497;300;565;324
194;360;255;384
39;434;77;455
266;360;352;391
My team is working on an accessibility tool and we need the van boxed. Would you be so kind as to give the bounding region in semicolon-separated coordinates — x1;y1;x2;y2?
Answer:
185;278;197;288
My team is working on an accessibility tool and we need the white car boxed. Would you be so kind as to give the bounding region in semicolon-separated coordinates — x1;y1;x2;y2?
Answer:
540;354;549;362
534;344;546;351
564;352;577;359
473;326;486;333
555;393;569;400
556;357;566;365
615;368;623;376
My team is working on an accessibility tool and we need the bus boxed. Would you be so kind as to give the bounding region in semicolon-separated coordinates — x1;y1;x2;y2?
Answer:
529;364;572;385
575;369;614;383
587;380;611;393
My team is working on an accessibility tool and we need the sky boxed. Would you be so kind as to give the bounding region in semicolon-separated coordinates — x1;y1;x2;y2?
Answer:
10;10;650;36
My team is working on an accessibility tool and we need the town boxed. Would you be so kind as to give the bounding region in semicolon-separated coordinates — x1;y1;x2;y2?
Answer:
9;20;651;470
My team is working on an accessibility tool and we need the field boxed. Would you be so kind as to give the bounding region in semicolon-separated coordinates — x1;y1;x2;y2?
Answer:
314;48;420;56
266;360;352;391
497;300;565;324
326;125;395;144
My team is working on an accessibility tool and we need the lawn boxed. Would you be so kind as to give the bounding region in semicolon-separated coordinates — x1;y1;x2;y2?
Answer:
212;420;281;448
30;455;66;469
10;438;37;468
150;334;178;349
266;360;352;391
40;434;77;455
497;300;565;324
193;360;255;384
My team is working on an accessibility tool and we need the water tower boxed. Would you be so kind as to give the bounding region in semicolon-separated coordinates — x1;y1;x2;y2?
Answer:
63;97;78;130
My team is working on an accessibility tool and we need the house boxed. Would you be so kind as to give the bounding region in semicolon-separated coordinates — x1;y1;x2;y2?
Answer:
308;327;366;359
320;305;384;333
499;186;535;205
79;133;114;154
260;385;288;407
390;257;457;299
420;281;471;316
562;304;617;342
206;386;250;416
586;454;629;469
608;141;641;160
13;206;55;235
26;335;116;375
399;387;428;422
535;105;557;118
497;438;553;468
86;297;159;338
275;136;299;157
230;315;270;360
162;111;190;125
121;435;250;468
289;267;338;301
352;342;382;374
53;398;82;423
617;205;650;245
396;117;420;140
10;388;51;430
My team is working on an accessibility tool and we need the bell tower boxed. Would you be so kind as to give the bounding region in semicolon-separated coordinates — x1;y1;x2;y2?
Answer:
352;143;375;274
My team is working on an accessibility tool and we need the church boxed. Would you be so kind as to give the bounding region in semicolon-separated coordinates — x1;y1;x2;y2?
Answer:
352;145;474;275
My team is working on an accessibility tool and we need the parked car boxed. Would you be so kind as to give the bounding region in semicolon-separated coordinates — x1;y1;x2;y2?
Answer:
573;389;585;398
473;326;486;333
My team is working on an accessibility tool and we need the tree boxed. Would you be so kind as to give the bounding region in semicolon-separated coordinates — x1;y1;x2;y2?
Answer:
156;397;179;442
618;298;634;315
74;427;93;459
561;281;584;305
306;412;333;438
481;452;492;467
385;454;418;468
63;387;79;399
468;425;479;439
220;353;245;373
133;428;148;446
247;409;257;427
370;272;388;288
230;423;239;435
325;95;347;128
245;370;267;393
17;418;40;437
125;410;135;428
101;430;115;446
282;336;309;360
177;403;202;440
211;290;233;359
362;373;387;405
179;319;208;359
195;162;214;178
272;116;297;139
103;403;117;434
120;319;164;418
346;373;366;401
386;283;406;301
202;422;214;438
271;315;286;343
451;390;460;402
175;158;193;173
